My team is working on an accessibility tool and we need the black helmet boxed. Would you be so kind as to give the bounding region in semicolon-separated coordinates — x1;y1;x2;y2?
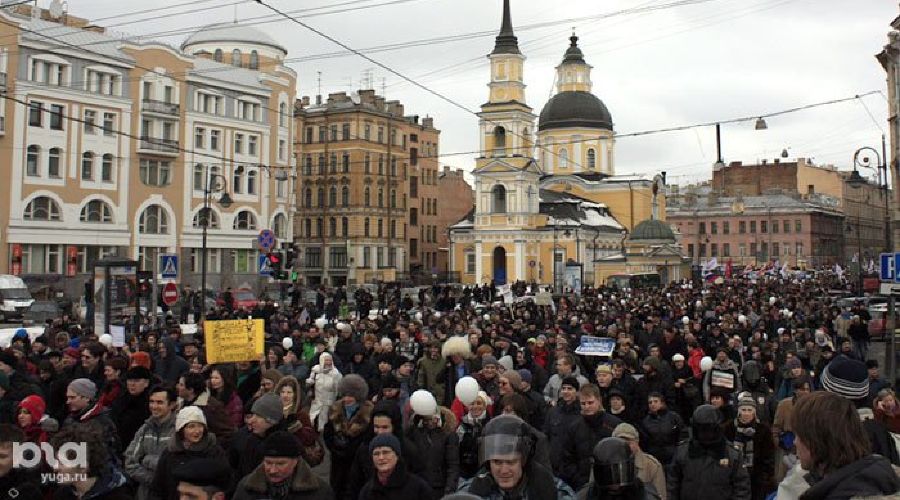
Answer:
691;404;723;446
592;437;636;490
480;415;534;464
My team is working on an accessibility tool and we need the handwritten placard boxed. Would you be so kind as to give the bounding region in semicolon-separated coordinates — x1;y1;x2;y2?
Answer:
204;319;264;363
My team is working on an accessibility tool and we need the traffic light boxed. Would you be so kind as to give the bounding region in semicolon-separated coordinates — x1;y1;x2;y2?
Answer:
268;252;289;280
137;271;153;300
284;248;296;269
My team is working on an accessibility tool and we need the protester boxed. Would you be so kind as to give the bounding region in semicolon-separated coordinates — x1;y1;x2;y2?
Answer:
576;437;655;500
232;430;334;500
359;433;433;500
611;423;666;500
152;405;228;500
124;384;177;500
0;424;41;499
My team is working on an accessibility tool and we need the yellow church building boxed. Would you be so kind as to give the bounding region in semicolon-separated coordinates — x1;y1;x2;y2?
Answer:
449;0;684;288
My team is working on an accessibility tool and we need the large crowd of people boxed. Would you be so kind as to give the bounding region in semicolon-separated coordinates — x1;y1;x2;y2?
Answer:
0;274;899;499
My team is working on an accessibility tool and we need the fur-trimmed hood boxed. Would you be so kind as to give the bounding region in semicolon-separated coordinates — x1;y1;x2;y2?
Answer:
237;458;325;494
274;375;302;415
442;335;472;359
328;399;374;438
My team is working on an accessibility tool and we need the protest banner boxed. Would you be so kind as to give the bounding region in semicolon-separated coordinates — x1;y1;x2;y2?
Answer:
204;319;265;363
574;335;616;357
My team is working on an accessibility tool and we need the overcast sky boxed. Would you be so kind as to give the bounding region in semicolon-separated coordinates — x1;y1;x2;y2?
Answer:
61;0;899;185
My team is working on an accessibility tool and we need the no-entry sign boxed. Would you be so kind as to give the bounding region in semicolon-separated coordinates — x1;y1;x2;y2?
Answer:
162;282;178;306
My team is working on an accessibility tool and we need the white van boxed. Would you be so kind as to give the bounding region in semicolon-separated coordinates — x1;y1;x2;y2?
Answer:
0;275;34;322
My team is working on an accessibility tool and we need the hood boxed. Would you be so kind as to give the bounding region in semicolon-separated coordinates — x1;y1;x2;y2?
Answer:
372;399;405;441
802;455;899;499
274;375;302;414
161;337;178;359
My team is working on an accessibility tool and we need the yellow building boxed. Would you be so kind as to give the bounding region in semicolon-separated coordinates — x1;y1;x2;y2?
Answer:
449;0;675;288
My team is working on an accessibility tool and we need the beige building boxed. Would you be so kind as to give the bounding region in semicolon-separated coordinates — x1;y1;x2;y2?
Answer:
293;90;440;286
0;4;296;294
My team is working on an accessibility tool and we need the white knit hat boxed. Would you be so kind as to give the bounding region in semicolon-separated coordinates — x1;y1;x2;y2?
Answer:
176;405;207;432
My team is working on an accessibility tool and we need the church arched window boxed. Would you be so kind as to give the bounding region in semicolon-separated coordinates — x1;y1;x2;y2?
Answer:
587;149;596;170
492;184;507;214
559;148;569;169
493;126;506;157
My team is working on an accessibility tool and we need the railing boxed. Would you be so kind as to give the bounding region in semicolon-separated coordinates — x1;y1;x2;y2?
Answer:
141;99;180;115
139;136;179;154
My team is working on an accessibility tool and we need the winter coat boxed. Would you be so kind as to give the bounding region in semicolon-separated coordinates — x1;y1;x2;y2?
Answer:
576;480;657;500
457;461;576;500
702;359;742;402
307;364;343;430
237;366;262;407
798;454;899;500
722;419;777;500
406;407;460;495
186;389;236;448
232;458;335;500
123;412;176;500
325;400;375;499
111;387;150;449
153;338;189;383
558;411;623;490
441;359;476;407
152;431;228;500
216;389;243;428
53;465;130;500
416;355;446;405
229;423;288;479
0;468;42;500
641;408;685;466
635;372;676;417
544;398;582;474
457;411;491;478
358;460;434;500
63;402;122;465
668;439;751;500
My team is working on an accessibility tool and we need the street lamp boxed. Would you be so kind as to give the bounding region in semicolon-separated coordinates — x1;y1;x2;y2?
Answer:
552;226;571;293
199;164;237;326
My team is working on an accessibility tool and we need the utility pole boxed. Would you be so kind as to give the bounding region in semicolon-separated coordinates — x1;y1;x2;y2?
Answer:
384;78;394;280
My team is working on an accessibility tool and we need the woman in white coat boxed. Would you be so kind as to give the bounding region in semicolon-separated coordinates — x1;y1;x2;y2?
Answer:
307;351;343;431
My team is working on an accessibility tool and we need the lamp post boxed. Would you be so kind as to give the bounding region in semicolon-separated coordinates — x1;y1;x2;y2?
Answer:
199;164;236;326
552;226;571;293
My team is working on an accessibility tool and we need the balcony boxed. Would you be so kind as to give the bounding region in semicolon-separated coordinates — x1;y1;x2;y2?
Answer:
139;136;179;156
141;99;179;116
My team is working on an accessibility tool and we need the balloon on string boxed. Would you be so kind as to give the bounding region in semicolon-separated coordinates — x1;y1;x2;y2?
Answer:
99;334;113;347
282;337;293;349
700;356;713;372
410;390;438;416
455;377;480;405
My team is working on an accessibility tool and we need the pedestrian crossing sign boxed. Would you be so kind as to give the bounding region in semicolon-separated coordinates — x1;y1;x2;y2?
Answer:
160;254;178;280
258;254;273;276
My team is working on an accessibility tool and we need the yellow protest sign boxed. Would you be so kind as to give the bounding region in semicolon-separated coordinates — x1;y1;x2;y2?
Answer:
204;319;265;364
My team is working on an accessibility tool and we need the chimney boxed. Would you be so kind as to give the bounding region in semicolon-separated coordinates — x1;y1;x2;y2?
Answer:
443;166;450;174
315;95;322;105
301;96;310;107
358;89;376;104
422;116;434;128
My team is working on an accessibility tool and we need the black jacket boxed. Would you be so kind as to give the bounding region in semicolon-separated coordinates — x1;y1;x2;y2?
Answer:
228;422;286;478
232;458;335;500
111;387;150;449
0;468;41;500
358;460;435;500
799;454;899;499
544;398;581;474
559;411;623;490
668;438;751;500
640;409;685;466
405;409;460;495
152;432;228;500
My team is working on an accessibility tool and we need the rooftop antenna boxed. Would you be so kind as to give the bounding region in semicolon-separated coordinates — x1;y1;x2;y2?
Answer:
233;4;238;23
317;71;322;96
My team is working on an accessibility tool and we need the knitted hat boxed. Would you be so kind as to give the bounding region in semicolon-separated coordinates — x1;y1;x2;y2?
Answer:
130;352;153;370
612;423;639;441
517;369;533;384
0;372;8;391
251;393;284;424
821;355;869;400
672;353;686;362
125;366;153;380
68;378;97;400
18;395;46;421
481;354;499;367
339;374;369;402
63;347;80;360
369;432;402;456
737;394;757;411
261;431;301;458
561;376;580;391
498;355;514;372
501;370;522;391
175;405;207;432
643;356;661;372
785;358;802;370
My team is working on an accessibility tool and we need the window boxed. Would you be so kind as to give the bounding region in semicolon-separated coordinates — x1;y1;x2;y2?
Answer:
761;220;768;233
342;217;348;236
410;147;418;166
687;244;694;257
232;49;242;67
795;220;802;232
410;207;418;226
84;110;96;134
341;186;349;207
783;242;790;255
101;154;113;182
390;189;397;208
249;50;259;70
210;130;220;151
317;188;325;207
233;210;257;230
235;134;243;154
378;188;384;207
279;140;286;161
48;148;61;178
363;246;371;267
305;248;321;268
559;148;568;169
81;152;94;181
303;155;313;175
273;214;287;238
364;124;371;140
190;248;221;273
378;155;384;175
139;159;171;186
772;243;780;256
305;127;313;144
80;200;112;223
192;209;219;229
723;221;730;235
364;218;370;237
50;104;63;130
24;197;61;221
316;218;323;237
796;242;804;256
29;101;42;127
391;220;397;238
103;113;115;136
329;247;348;269
723;243;730;257
711;222;718;234
783;220;791;234
699;244;707;257
750;242;757;256
342;153;350;173
342;123;350;140
330;153;337;173
492;185;507;213
330;125;338;142
772;221;779;234
233;168;243;194
304;219;311;238
699;222;706;235
277;178;287;198
587;148;596;169
248;136;258;156
378;126;384;143
304;188;312;208
195;127;205;148
232;249;259;273
319;127;326;143
139;205;168;234
739;243;746;256
214;49;223;62
739;221;746;234
329;186;337;207
279;103;288;127
318;154;326;174
247;171;257;195
465;250;475;274
26;145;40;176
164;86;173;103
364;188;370;207
391;158;397;176
377;218;383;237
329;218;336;237
750;221;756;233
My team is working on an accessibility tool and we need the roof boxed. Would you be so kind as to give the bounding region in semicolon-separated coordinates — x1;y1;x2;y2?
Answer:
449;190;623;232
19;16;134;62
666;192;844;217
630;219;675;241
538;91;613;132
561;34;585;64
491;0;520;55
182;22;286;53
190;57;266;90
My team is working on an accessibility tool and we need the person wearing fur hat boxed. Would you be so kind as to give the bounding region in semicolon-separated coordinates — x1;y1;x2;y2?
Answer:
441;336;476;407
230;392;290;478
359;433;433;500
406;392;460;497
151;405;228;500
124;384;178;500
325;373;374;499
232;430;334;500
307;352;343;431
722;394;776;500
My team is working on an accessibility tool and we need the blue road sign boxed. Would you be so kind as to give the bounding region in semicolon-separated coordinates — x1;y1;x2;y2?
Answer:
258;254;273;276
895;252;900;283
160;254;178;280
258;229;276;252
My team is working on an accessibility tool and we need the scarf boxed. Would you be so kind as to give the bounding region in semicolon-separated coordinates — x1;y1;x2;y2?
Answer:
344;402;360;419
267;478;291;500
733;419;756;469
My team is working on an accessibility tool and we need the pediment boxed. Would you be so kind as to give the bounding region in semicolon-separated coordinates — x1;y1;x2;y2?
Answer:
474;157;543;175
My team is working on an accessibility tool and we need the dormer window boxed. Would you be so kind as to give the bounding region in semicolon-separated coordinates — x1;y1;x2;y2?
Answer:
232;49;242;67
214;49;223;62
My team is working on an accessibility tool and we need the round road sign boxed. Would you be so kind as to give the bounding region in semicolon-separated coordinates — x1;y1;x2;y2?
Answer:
529;260;536;268
162;282;179;306
258;229;276;252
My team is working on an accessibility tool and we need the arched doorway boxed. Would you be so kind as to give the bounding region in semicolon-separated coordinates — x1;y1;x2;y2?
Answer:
493;246;507;285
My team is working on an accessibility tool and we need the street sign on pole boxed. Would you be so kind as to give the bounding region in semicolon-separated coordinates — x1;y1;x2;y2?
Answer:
162;282;178;306
894;252;900;284
257;229;276;252
160;254;179;280
258;254;273;276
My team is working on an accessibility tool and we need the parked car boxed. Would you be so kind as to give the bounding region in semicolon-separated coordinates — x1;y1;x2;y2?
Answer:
216;288;258;310
23;300;61;326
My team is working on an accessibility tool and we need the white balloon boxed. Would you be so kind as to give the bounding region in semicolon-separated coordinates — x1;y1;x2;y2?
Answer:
455;377;480;405
434;311;442;318
282;337;293;349
410;390;438;416
337;322;351;332
415;312;423;322
682;316;690;325
738;314;747;324
99;334;113;347
666;293;671;298
695;300;702;308
315;318;327;329
769;297;777;305
620;299;626;305
483;314;491;322
700;356;713;372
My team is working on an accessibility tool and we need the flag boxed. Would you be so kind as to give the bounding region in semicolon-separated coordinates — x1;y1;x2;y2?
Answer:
834;264;844;279
780;262;790;279
725;259;733;279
